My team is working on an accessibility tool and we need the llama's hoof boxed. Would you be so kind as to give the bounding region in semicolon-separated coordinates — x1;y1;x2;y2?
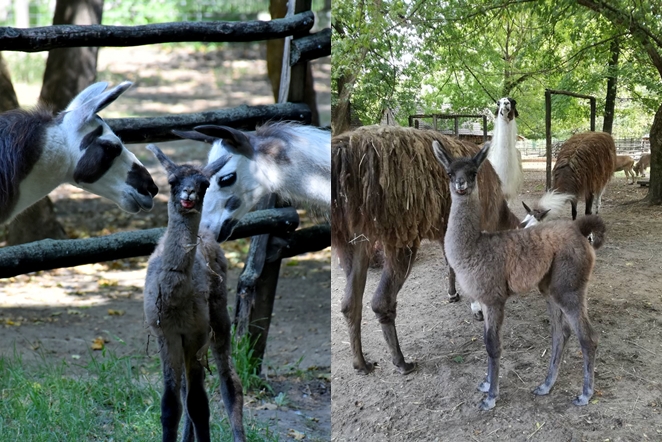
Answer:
448;293;460;303
397;361;417;375
478;396;496;411
478;381;490;393
572;394;591;406
473;311;484;321
533;383;552;396
354;361;375;375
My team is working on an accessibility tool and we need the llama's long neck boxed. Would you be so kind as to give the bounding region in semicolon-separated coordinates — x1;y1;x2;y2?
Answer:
488;117;521;200
445;190;482;265
160;202;202;274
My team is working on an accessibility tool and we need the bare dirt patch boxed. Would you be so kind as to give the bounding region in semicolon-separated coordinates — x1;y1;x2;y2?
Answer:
1;43;330;441
331;164;662;441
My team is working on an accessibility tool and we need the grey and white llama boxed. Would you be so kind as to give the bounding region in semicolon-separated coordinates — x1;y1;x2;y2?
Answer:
173;122;330;241
433;140;605;411
0;81;158;224
144;145;245;442
486;97;523;202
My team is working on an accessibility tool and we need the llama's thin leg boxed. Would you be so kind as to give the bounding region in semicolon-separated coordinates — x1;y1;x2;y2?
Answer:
209;294;246;442
560;294;598;406
585;193;594;216
159;339;184;442
533;299;571;396
595;188;605;214
478;302;505;410
180;373;195;442
571;200;578;220
340;242;373;373
443;245;459;302
372;245;418;375
186;353;209;442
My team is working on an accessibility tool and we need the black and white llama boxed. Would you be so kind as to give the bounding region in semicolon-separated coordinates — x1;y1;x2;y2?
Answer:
0;81;158;224
487;97;523;202
174;122;330;241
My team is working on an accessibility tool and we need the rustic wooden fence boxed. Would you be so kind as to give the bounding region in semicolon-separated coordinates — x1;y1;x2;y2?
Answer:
0;2;330;367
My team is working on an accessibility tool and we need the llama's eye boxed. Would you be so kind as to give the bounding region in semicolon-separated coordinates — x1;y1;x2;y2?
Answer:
218;172;236;188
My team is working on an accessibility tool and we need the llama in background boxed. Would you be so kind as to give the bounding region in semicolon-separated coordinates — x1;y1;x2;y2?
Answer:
487;97;523;202
634;153;651;177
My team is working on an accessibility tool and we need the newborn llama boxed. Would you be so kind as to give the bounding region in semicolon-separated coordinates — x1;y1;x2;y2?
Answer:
433;140;605;411
144;145;245;442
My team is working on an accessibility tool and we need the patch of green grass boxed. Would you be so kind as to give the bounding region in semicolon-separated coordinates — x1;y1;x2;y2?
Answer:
231;326;272;395
0;350;278;441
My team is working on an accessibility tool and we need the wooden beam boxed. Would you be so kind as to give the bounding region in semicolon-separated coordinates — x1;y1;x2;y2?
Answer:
0;12;315;52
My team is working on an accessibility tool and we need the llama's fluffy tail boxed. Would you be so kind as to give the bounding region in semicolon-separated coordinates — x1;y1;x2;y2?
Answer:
537;190;575;218
575;215;606;250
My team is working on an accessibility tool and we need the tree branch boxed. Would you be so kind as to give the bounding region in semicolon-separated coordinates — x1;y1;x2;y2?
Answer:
0;12;315;52
106;102;312;144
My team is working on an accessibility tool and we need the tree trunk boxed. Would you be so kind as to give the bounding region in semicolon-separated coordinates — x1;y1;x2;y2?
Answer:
7;0;103;246
602;39;619;134
647;103;662;205
266;0;319;126
0;53;18;111
331;72;354;135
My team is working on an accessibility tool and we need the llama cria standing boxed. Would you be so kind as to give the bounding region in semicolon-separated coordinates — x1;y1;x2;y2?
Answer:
433;139;605;410
486;97;523;202
173;122;330;241
0;81;158;224
331;125;519;375
614;154;636;184
144;144;245;442
634;153;651;177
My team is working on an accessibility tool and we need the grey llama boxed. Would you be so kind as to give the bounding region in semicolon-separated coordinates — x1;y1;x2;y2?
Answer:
433;140;605;411
144;144;245;442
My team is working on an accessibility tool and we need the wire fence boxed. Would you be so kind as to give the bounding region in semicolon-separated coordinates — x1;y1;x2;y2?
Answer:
518;137;650;159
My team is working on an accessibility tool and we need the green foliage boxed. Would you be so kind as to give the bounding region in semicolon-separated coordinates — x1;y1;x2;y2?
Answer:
231;326;272;394
0;351;278;441
333;0;662;139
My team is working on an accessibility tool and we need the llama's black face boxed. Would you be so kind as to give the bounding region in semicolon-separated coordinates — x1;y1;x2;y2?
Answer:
495;97;518;121
432;140;490;196
168;167;210;214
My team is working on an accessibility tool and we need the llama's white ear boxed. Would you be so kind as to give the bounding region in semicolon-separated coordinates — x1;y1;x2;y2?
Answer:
172;129;217;144
64;81;133;126
194;125;254;159
203;155;231;178
432;140;452;172
522;201;532;214
473;142;490;168
146;143;177;174
64;82;109;112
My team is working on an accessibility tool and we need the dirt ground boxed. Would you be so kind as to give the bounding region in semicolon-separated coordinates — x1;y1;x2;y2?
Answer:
331;163;662;441
1;43;330;440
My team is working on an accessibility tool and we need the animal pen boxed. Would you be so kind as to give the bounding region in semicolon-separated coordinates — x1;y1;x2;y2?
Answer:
0;2;331;368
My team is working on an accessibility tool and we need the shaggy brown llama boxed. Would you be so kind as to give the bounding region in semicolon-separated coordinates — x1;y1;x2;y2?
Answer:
331;125;518;375
552;131;616;219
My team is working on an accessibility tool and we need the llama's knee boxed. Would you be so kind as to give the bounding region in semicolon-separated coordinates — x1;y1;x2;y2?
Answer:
371;296;397;324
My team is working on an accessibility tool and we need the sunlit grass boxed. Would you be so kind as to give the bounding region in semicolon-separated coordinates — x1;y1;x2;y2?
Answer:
0;350;279;441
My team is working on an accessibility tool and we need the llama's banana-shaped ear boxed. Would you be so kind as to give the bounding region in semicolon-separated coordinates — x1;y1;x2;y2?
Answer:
172;129;217;144
203;155;231;178
474;142;491;168
432;140;452;172
522;201;532;214
194;125;254;159
64;81;133;126
146;143;177;174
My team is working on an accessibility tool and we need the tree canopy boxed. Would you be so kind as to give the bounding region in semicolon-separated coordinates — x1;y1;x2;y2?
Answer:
332;0;662;140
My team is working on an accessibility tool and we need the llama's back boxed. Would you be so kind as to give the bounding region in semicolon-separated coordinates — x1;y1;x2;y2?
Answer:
331;125;513;252
553;131;616;199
